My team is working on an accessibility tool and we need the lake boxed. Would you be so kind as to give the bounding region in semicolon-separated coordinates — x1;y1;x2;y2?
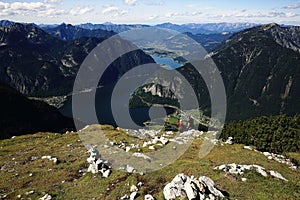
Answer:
150;54;182;69
59;55;181;129
60;84;175;129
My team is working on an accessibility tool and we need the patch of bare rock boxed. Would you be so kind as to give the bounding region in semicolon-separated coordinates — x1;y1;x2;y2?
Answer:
163;173;227;200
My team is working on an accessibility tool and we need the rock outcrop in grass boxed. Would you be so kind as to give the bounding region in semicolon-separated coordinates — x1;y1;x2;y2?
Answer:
163;173;226;200
87;146;111;178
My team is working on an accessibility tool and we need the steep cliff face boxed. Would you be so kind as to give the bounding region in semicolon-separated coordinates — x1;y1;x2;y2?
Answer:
261;23;300;53
142;84;177;99
211;23;300;120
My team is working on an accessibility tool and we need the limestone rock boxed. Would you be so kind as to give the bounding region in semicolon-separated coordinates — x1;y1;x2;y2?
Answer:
130;191;138;200
214;163;288;181
254;165;268;177
137;182;143;187
130;185;138;192
148;146;155;150
102;169;111;178
144;194;155;200
242;147;297;170
243;146;252;150
125;165;135;173
184;181;198;200
86;146;111;178
120;194;129;199
269;170;288;181
163;173;226;200
225;136;233;144
25;190;34;195
39;194;52;200
199;176;225;198
132;153;152;161
42;156;58;164
163;183;176;200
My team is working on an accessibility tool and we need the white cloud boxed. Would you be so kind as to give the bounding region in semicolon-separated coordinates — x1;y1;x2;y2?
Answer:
148;15;159;20
191;11;202;16
44;0;61;3
0;2;9;9
145;1;164;6
285;12;298;17
38;8;65;17
206;10;299;20
124;0;138;6
283;4;300;9
166;11;202;18
102;6;128;17
10;2;50;12
0;1;52;16
0;1;94;18
102;6;119;14
267;11;298;18
70;6;93;16
0;3;11;16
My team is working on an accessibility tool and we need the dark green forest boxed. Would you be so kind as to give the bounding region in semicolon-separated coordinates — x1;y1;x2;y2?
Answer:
221;115;300;153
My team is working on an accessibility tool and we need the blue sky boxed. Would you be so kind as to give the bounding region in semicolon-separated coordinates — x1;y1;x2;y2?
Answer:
0;0;300;25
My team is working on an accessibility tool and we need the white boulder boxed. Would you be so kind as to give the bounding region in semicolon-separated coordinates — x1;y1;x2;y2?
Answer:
225;137;233;144
243;146;252;150
269;170;288;181
130;185;138;192
144;194;155;200
163;183;176;200
199;176;225;198
39;194;52;200
126;165;135;173
184;181;198;200
163;174;225;200
130;191;138;200
87;146;111;178
132;153;152;161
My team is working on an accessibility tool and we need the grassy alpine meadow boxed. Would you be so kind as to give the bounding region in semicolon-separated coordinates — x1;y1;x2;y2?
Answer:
0;127;299;199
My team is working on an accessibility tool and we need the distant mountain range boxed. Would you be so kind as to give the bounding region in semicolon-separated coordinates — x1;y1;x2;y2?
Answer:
76;22;257;34
0;20;255;52
1;20;257;34
42;23;115;41
41;23;233;51
154;22;257;34
77;22;150;33
0;20;300;125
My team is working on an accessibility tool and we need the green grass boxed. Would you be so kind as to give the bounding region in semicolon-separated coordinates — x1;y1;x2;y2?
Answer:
0;130;299;199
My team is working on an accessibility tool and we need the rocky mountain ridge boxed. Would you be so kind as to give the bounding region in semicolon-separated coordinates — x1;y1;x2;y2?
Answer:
219;23;300;54
212;23;300;120
133;23;300;121
41;23;115;41
0;22;153;97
